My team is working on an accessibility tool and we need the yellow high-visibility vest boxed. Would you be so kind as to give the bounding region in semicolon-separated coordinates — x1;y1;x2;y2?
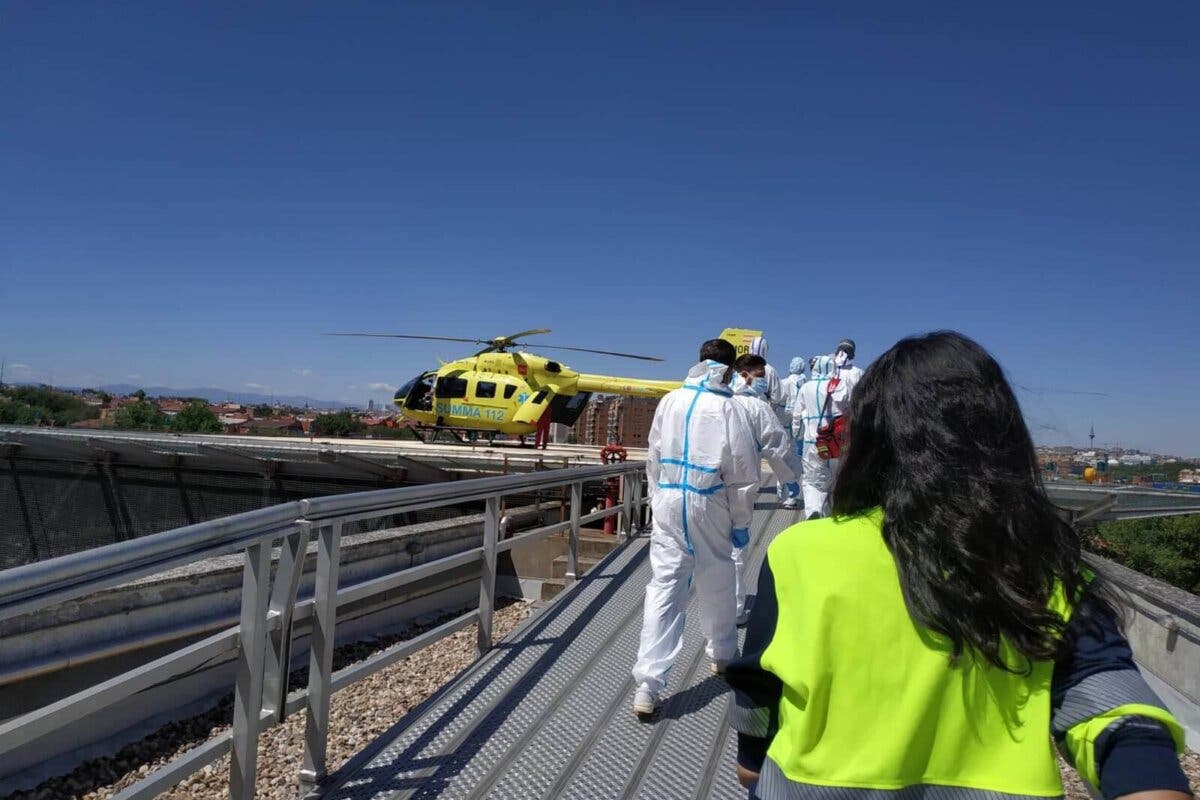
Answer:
758;508;1181;796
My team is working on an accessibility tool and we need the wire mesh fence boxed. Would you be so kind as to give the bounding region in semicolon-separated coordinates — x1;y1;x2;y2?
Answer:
0;457;466;570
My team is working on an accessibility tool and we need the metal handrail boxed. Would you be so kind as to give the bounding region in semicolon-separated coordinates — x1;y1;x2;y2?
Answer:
0;503;303;623
1048;484;1200;499
0;463;640;624
300;462;639;518
1044;484;1200;522
0;461;648;800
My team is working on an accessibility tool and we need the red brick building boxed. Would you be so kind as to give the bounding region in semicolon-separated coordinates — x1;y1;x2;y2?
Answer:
572;395;660;447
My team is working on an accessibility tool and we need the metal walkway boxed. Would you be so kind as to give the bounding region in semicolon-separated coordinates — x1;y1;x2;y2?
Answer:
321;501;795;800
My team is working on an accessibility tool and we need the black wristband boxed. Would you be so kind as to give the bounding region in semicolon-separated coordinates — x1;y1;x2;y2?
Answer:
1097;718;1189;800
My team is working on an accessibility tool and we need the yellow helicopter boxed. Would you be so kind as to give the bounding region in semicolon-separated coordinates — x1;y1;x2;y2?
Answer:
328;329;677;438
327;327;761;440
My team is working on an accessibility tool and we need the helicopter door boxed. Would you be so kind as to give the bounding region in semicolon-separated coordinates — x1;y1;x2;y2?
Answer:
549;391;592;426
512;388;552;426
431;374;470;425
470;376;507;425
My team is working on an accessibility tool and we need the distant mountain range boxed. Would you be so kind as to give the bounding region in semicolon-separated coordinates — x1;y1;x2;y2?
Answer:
88;384;359;410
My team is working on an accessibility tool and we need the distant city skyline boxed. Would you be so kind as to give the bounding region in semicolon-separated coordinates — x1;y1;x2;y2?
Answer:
2;3;1198;454
4;376;1194;459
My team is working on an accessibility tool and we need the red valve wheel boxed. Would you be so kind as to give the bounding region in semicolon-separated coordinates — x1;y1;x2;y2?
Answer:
599;444;628;464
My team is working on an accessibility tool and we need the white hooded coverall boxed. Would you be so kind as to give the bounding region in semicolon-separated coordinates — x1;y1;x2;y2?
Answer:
837;359;864;399
792;354;851;519
633;361;759;694
776;357;808;499
748;336;790;499
778;356;807;432
748;336;783;408
729;382;796;616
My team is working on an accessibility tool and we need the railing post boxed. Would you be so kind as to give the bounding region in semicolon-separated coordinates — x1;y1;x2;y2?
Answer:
567;481;582;582
620;472;635;542
263;521;311;725
643;471;654;531
476;495;501;656
299;522;342;796
229;540;273;800
636;469;647;534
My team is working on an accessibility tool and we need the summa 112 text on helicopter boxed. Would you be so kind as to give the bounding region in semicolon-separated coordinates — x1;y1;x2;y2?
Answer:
326;328;762;440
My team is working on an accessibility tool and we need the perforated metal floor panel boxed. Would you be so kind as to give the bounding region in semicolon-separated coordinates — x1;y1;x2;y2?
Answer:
322;500;798;800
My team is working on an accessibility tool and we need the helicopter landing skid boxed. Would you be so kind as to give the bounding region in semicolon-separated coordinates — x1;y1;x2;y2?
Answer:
412;425;494;446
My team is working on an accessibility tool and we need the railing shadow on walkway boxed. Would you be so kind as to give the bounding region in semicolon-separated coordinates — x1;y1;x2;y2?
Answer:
319;541;647;797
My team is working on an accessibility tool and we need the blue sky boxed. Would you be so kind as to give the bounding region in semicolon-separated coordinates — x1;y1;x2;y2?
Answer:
2;3;1197;454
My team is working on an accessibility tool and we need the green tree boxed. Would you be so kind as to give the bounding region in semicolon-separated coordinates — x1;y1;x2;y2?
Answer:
313;411;364;437
0;385;100;426
1107;460;1200;483
132;389;146;401
253;404;274;418
0;396;50;425
169;401;223;434
1086;514;1200;595
113;400;166;431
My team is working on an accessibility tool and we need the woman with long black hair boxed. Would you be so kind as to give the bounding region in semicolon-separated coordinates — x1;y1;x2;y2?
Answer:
726;331;1191;800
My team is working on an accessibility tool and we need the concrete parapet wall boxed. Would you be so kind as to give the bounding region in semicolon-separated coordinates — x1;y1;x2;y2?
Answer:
1085;553;1200;749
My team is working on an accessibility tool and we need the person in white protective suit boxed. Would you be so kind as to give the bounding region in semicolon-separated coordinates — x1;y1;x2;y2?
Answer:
834;338;864;398
778;356;807;429
746;336;792;502
747;336;783;407
777;356;808;500
729;354;799;623
732;354;802;510
632;339;760;716
792;354;851;520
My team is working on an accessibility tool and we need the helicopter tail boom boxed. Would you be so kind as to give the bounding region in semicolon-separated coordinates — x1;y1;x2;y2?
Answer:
576;374;679;398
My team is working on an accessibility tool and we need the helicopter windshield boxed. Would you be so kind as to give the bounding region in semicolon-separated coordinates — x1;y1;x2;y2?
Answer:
395;377;418;402
399;372;435;411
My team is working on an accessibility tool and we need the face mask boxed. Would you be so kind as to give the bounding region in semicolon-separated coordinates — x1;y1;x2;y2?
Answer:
751;377;769;396
834;351;849;367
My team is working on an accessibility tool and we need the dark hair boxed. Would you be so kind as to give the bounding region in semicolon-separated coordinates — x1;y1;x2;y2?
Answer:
700;339;738;366
832;331;1107;672
733;354;766;372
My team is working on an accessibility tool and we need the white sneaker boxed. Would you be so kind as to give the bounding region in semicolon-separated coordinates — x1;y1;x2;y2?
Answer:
781;497;798;509
633;686;659;716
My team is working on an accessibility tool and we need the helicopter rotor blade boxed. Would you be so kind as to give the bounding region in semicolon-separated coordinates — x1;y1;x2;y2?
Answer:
325;333;490;345
496;328;551;343
326;329;661;362
520;344;664;362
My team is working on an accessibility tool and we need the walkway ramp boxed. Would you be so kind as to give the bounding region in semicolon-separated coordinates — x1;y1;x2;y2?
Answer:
322;503;795;800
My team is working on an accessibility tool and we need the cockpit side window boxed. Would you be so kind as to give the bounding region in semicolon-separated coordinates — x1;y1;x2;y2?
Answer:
435;376;468;399
404;373;435;411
